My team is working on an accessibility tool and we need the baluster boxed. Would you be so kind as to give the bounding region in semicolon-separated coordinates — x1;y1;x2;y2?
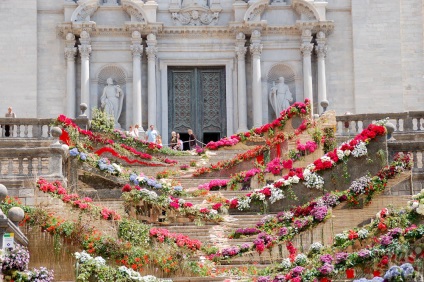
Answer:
420;151;424;169
395;118;400;131
24;125;29;137
0;159;2;175
354;120;359;134
28;158;33;176
47;125;52;137
16;125;21;137
38;158;43;175
413;151;418;169
8;159;13;175
418;118;422;131
18;157;23;175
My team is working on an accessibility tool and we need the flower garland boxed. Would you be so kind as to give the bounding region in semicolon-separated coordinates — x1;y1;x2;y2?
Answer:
94;147;164;167
149;228;201;251
37;178;121;220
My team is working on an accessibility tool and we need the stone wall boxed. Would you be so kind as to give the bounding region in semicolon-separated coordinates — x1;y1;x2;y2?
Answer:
0;0;38;117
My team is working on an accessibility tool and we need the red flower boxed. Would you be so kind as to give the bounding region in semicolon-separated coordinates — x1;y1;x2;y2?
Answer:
122;184;132;192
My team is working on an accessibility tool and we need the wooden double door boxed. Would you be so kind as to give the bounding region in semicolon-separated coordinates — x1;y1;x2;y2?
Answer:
168;66;226;149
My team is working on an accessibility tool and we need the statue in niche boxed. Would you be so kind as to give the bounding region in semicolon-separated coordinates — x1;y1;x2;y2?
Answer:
101;78;124;128
269;76;293;118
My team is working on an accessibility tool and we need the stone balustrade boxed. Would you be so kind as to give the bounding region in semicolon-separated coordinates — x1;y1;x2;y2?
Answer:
336;111;424;135
388;141;424;172
0;118;55;138
0;147;68;179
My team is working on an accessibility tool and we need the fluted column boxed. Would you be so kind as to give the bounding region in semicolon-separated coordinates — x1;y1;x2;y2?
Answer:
250;30;263;127
316;31;328;114
146;33;158;127
65;33;77;118
78;31;92;116
131;31;144;129
235;32;248;133
300;29;314;116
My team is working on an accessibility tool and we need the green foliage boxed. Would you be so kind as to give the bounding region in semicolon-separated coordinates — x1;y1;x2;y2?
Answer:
91;108;115;133
322;127;337;153
118;219;150;246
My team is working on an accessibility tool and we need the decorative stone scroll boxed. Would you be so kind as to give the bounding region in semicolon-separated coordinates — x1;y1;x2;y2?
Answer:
169;0;222;26
70;0;99;22
244;0;268;22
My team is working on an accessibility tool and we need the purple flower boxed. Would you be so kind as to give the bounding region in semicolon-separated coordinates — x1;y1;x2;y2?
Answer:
322;193;339;207
273;275;286;282
380;235;393;246
240;243;251;251
291;266;305;276
318;263;334;275
311;205;328;222
358;249;371;258
335;252;349;264
320;254;334;264
388;227;402;238
278;227;289;237
258;276;271;282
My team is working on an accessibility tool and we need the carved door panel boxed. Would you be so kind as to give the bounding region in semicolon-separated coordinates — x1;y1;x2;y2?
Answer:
168;67;226;146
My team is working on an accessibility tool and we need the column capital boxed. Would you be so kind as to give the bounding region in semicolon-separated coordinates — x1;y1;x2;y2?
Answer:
146;46;158;60
131;30;142;45
300;43;313;57
315;44;327;58
78;44;92;58
235;45;247;59
65;47;77;61
131;44;144;57
250;42;263;56
80;30;91;45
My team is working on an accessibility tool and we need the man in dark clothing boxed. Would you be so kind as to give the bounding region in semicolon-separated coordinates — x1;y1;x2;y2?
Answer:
188;129;196;150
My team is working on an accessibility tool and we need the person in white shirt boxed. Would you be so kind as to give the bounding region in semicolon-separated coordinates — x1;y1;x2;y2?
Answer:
145;125;158;143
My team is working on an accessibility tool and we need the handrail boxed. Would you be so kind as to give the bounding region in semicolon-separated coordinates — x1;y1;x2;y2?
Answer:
0;118;55;138
335;111;424;135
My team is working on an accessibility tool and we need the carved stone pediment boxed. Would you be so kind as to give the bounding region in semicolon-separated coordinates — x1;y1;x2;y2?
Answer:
169;1;222;26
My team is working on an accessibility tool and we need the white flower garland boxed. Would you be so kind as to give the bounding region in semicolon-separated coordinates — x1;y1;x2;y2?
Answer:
352;141;368;157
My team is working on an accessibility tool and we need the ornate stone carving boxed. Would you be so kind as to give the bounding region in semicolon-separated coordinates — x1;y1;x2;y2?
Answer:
131;44;143;57
171;9;220;26
145;46;158;60
65;47;77;60
300;43;313;56
250;43;262;56
70;0;99;22
315;44;327;58
235;45;247;59
122;0;147;23
78;44;92;58
292;0;320;21
244;0;268;22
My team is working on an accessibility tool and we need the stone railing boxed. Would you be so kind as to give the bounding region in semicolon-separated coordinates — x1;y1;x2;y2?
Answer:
0;118;55;138
388;141;424;172
0;147;68;180
336;111;424;135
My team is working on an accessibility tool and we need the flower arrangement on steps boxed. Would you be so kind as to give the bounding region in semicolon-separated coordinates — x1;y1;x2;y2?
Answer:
1;243;54;282
251;205;424;281
207;152;412;262
0;196;210;278
205;99;311;151
56;114;179;167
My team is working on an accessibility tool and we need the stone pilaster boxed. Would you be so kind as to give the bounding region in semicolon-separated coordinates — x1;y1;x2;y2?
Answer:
131;31;144;131
250;30;263;127
300;28;313;116
78;30;92;117
64;33;77;118
316;31;328;114
235;32;248;133
146;33;158;127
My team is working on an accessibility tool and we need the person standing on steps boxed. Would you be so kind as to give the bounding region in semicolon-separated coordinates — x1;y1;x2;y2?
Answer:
4;106;16;137
145;124;158;143
188;129;197;150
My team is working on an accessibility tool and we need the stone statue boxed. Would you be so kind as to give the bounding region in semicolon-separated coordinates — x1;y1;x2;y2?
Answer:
269;76;293;118
101;77;124;128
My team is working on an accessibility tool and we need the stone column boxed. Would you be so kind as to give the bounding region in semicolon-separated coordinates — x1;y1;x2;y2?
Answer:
64;33;77;118
131;31;144;129
78;31;92;116
146;34;158;127
235;32;248;133
250;30;263;127
300;29;314;116
316;31;328;114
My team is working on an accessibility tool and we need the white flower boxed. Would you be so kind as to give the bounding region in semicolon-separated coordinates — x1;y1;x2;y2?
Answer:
237;197;251;211
309;242;323;252
294;253;308;265
75;251;92;263
304;172;324;189
209;209;218;215
352;141;367;157
344;150;351;156
409;200;419;209
281;258;291;269
112;163;122;173
303;169;311;178
335;233;348;241
94;256;106;265
321;156;332;162
357;229;369;239
290;175;300;184
416;205;424;215
336;149;345;160
269;187;285;204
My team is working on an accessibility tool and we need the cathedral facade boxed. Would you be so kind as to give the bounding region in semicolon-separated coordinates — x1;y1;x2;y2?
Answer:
0;0;423;142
